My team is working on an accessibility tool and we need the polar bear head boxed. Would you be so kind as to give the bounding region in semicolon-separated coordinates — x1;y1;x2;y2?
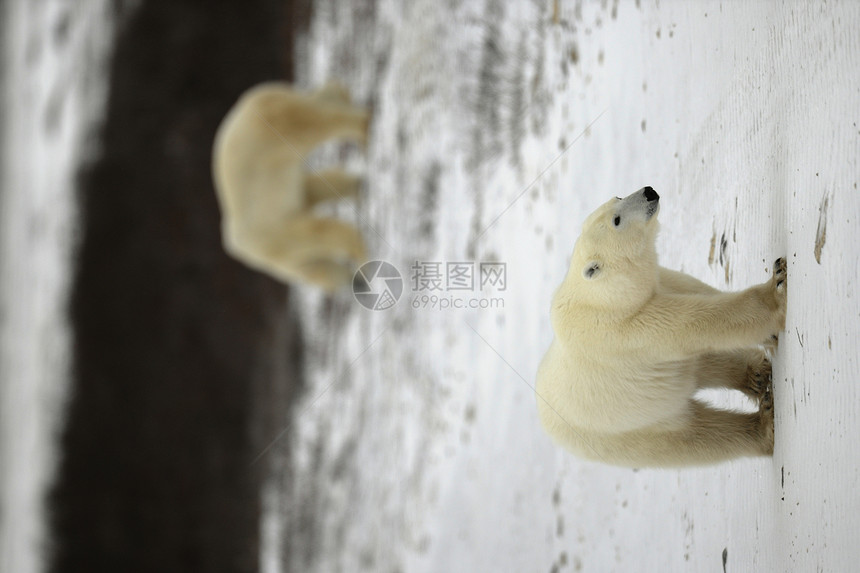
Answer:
563;186;661;310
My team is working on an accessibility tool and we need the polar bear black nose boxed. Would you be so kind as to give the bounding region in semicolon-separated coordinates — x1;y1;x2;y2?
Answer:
643;186;659;202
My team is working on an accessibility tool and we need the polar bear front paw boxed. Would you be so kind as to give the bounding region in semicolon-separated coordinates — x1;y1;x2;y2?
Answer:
746;354;772;400
773;257;787;291
771;257;787;332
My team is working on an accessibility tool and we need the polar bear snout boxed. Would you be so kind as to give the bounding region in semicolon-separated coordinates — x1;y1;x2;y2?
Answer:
643;186;659;218
616;187;660;222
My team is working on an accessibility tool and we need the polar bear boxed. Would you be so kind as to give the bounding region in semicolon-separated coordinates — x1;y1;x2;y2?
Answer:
212;81;370;291
536;187;787;468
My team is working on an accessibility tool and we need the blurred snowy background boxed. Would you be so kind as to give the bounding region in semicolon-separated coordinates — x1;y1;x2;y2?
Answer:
1;1;114;570
2;1;859;572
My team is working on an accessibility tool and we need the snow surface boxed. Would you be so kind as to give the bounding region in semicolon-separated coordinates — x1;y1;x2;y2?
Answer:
262;1;860;572
0;2;114;572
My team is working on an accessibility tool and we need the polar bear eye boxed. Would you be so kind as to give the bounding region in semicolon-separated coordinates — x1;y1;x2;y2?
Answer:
613;215;621;226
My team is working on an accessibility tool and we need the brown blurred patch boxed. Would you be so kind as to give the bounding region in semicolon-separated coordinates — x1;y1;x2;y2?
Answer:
48;1;311;572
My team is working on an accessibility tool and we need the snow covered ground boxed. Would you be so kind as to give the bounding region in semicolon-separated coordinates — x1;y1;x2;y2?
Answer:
0;2;115;572
2;1;857;572
263;1;860;571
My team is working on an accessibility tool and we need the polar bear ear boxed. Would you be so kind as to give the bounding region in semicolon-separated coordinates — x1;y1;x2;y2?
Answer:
582;261;602;280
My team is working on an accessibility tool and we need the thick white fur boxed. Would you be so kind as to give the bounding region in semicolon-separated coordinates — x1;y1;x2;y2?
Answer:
536;188;787;468
212;82;369;291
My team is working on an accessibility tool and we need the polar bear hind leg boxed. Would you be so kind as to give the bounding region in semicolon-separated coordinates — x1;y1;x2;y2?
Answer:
229;215;367;291
693;349;772;400
598;399;774;468
314;81;353;105
305;169;361;207
251;89;368;153
282;216;367;263
298;260;356;292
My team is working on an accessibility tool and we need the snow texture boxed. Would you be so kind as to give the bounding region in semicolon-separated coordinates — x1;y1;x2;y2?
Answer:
0;2;115;572
261;1;860;572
